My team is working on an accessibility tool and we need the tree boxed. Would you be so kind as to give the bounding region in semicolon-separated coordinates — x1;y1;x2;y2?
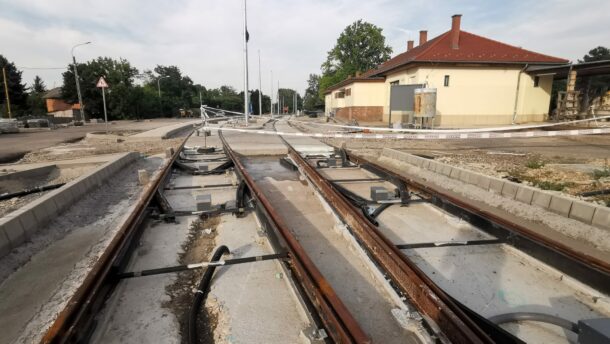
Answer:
27;75;47;116
250;90;271;115
275;88;301;113
303;74;324;110
579;46;610;63
319;20;392;98
151;65;197;116
62;57;139;119
0;54;28;117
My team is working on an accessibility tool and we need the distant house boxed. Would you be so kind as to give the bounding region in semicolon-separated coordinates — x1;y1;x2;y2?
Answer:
42;87;81;120
324;15;568;127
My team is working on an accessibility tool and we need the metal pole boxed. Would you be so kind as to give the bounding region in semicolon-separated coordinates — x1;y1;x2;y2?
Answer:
157;78;162;115
101;87;108;134
277;80;280;115
270;70;273;116
71;42;90;123
2;67;11;118
243;0;249;126
258;50;262;116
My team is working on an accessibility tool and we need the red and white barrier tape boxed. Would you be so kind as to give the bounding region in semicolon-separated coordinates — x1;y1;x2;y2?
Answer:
203;126;610;140
288;116;610;133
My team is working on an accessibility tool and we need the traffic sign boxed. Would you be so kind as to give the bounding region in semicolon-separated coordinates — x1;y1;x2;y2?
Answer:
96;77;109;88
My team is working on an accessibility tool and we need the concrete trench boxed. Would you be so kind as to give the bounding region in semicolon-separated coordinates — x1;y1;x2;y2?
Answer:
315;159;610;344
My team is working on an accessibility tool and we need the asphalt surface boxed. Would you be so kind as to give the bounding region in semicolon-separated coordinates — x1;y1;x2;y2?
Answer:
0;119;190;163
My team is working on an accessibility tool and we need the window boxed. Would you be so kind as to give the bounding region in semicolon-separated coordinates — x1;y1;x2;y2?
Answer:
444;75;450;87
334;91;345;99
534;76;540;87
345;88;351;96
390;80;399;86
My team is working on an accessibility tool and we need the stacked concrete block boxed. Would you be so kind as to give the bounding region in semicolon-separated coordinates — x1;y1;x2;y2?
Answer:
381;148;610;231
0;152;139;259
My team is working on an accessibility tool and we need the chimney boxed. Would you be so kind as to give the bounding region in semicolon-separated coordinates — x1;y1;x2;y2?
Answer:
451;14;462;49
407;40;414;51
355;71;361;77
419;30;427;46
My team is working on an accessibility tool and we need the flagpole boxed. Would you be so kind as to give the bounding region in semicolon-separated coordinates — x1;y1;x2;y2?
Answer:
243;0;249;126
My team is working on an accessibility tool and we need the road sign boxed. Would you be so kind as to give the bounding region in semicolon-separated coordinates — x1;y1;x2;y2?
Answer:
96;77;109;88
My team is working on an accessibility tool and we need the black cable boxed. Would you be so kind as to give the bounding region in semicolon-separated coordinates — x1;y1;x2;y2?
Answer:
488;312;579;334
0;183;65;201
188;245;230;344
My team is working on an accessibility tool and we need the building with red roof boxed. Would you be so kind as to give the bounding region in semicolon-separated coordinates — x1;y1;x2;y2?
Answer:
324;15;569;127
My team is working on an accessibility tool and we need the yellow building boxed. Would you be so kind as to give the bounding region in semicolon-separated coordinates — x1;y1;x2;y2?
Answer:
324;15;568;127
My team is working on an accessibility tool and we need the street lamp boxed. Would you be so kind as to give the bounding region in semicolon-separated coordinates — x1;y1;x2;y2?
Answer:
157;76;169;116
71;41;91;123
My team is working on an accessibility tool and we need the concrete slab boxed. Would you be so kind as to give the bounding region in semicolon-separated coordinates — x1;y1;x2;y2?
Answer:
532;190;553;209
592;207;610;230
549;196;573;217
569;201;596;224
500;182;519;200
515;185;536;204
131;120;200;139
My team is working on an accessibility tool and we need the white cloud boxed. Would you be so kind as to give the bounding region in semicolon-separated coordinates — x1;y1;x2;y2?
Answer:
1;0;608;94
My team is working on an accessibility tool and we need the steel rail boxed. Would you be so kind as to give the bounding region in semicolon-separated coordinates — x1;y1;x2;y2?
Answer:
218;130;371;344
41;132;194;344
285;144;492;344
347;151;610;293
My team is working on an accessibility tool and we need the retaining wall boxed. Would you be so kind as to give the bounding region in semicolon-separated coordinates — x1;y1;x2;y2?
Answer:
0;152;139;258
381;148;610;231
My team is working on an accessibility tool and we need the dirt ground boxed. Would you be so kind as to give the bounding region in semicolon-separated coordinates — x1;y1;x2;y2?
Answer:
0;118;192;163
164;217;219;344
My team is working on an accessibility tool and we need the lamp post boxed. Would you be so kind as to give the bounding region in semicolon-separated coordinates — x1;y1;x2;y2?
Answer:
71;41;91;123
157;76;169;116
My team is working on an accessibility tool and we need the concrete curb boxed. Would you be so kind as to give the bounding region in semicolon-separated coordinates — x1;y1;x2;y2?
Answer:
0;152;139;259
131;120;201;139
381;148;610;231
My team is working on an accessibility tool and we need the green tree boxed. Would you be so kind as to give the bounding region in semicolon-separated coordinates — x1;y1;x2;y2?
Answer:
0;54;28;117
303;74;324;110
250;89;271;115
151;65;197;116
27;75;47;116
275;88;301;113
579;46;610;63
62;57;139;119
319;20;392;98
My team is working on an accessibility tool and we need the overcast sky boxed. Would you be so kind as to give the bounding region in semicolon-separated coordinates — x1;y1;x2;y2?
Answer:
1;0;608;95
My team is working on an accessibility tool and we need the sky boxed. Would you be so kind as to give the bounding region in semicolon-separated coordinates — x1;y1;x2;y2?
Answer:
1;0;609;95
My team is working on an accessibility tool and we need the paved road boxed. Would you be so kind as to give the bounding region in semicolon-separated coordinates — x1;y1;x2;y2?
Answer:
0;119;192;163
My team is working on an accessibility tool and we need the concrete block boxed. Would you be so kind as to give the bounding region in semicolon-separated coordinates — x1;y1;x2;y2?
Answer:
16;209;39;237
441;164;452;176
489;178;505;194
370;186;391;201
501;182;519;199
165;147;174;159
0;230;10;257
549;196;573;217
420;159;430;170
477;175;491;190
515;185;535;204
532;190;552;209
592;207;610;230
449;167;461;179
195;194;212;211
31;198;58;226
51;189;72;213
459;170;472;183
569;201;596;224
411;156;423;167
2;216;26;248
138;169;150;185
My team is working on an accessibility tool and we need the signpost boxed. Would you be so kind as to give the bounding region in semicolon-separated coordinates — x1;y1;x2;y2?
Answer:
96;76;109;134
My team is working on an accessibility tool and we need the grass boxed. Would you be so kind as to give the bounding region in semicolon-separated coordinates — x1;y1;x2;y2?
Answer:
525;156;545;169
592;167;610;180
533;180;572;191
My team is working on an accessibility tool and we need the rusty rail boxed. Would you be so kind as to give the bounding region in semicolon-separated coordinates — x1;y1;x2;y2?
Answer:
347;151;610;292
42;133;193;343
285;145;493;344
218;131;370;344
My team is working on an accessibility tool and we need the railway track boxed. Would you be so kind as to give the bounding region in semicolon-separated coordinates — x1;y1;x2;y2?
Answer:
40;117;609;343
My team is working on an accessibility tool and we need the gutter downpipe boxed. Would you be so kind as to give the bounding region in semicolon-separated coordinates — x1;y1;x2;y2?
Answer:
512;64;528;124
